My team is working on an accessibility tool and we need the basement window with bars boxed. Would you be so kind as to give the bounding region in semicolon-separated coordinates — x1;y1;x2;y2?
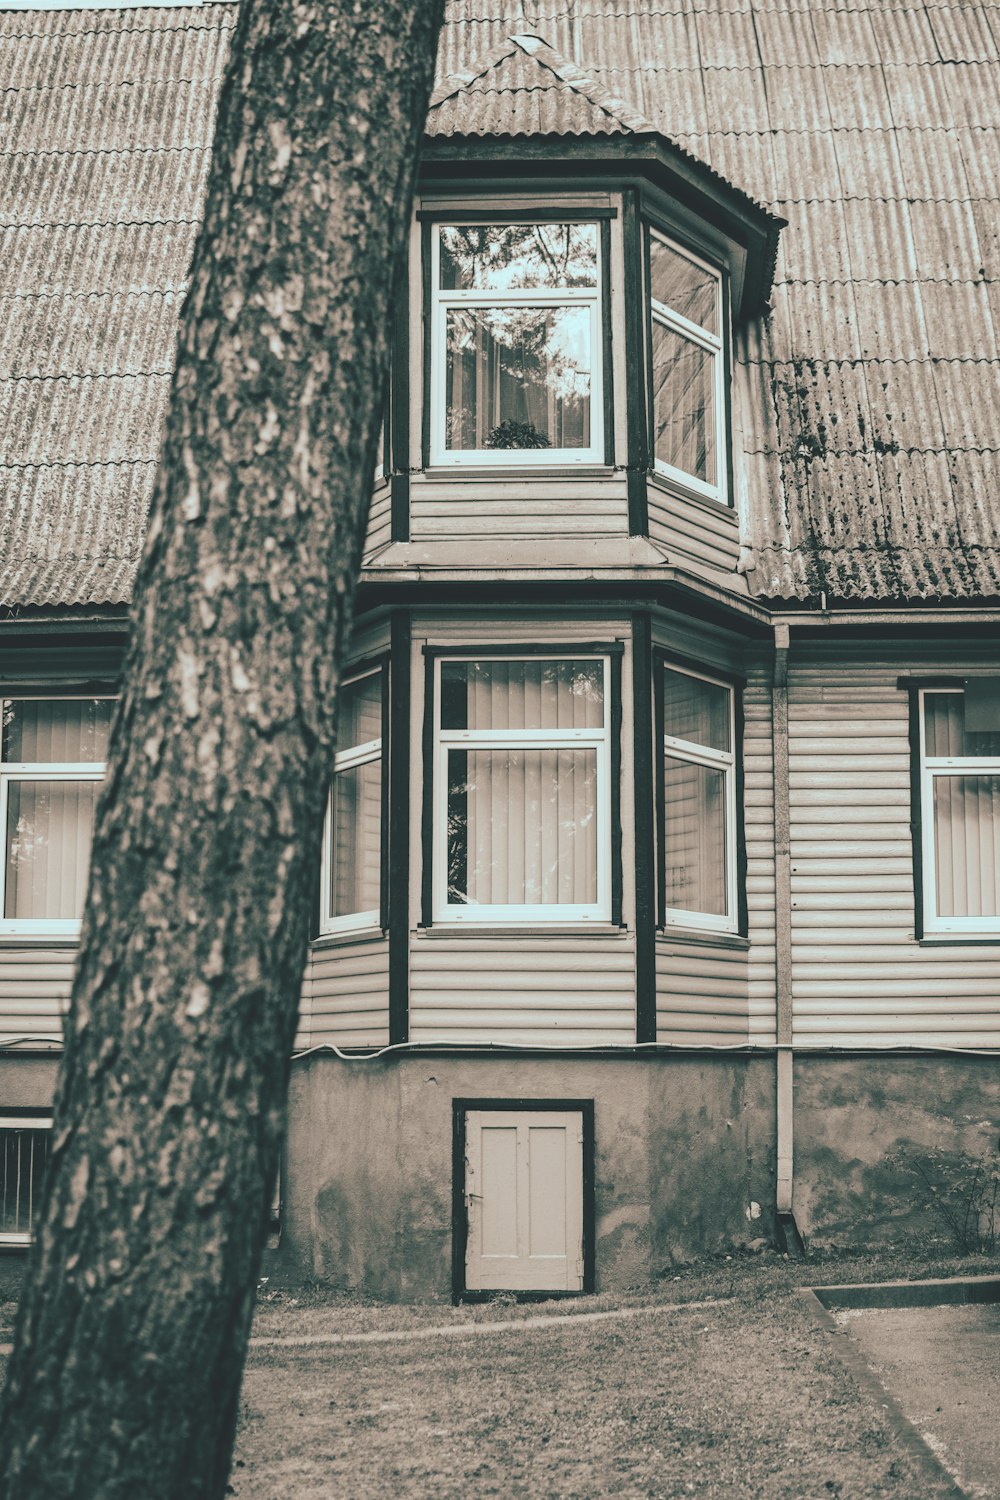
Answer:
657;662;739;934
0;697;114;937
319;667;386;935
429;221;603;466
647;228;727;505
0;1116;51;1246
919;686;1000;936
431;655;613;923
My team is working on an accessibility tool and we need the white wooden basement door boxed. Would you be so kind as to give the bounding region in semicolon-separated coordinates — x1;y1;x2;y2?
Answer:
464;1109;585;1293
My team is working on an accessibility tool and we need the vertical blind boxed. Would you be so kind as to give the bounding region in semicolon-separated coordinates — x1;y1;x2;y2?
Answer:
441;660;605;910
924;691;1000;920
0;1126;50;1242
662;668;732;921
329;673;382;922
2;699;111;923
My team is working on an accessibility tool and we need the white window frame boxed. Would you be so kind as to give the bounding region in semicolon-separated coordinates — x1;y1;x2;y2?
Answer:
428;221;604;468
662;663;738;935
432;654;612;924
919;686;1000;936
319;666;383;937
0;695;113;938
648;227;727;506
0;1113;51;1247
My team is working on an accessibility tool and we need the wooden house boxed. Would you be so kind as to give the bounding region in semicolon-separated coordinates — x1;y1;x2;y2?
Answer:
1;0;999;1298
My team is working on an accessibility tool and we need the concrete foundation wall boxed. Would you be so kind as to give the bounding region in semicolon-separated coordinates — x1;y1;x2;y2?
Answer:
279;1053;776;1301
793;1055;1000;1247
0;1053;59;1108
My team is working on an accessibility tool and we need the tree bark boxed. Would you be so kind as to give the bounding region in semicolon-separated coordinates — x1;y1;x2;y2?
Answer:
0;2;442;1495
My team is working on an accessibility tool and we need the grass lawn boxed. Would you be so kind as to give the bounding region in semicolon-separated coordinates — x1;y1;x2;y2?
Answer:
3;1246;995;1497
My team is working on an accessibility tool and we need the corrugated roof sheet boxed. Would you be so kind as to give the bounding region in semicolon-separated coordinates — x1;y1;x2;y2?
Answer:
3;0;1000;607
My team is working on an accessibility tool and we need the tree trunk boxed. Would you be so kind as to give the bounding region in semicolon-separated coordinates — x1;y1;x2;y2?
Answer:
0;3;442;1495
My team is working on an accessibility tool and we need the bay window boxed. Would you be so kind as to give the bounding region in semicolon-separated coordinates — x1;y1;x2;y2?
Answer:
429;221;603;465
647;228;726;504
657;663;738;933
320;667;385;935
0;697;113;936
919;686;1000;935
432;655;613;922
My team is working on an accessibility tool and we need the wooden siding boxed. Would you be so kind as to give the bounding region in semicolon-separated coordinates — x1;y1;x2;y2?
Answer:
647;484;740;579
0;945;73;1045
744;659;777;1045
306;935;390;1050
788;641;1000;1048
408;474;629;541
655;936;748;1045
409;933;635;1046
363;480;392;558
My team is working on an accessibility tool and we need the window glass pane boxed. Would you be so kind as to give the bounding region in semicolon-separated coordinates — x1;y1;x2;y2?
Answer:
650;237;718;334
664;757;728;917
448;748;598;907
663;669;730;752
441;660;605;733
2;699;112;763
652;322;716;485
932;774;1000;918
330;759;382;920
4;781;99;920
924;692;1000;758
337;673;382;755
0;1127;50;1239
439;224;598;291
445;306;592;452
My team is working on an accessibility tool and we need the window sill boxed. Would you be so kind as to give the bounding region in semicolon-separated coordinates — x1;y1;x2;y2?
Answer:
0;934;79;948
311;926;388;951
657;927;749;950
419;465;617;483
416;923;629;940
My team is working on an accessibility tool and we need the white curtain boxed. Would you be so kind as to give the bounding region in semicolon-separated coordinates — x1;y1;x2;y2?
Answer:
663;757;726;916
445;661;602;908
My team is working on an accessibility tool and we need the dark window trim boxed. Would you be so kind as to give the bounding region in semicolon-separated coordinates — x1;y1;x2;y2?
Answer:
417;207;617;223
420;643;625;929
623;187;648;535
451;1097;596;1304
653;647;747;938
389;240;410;541
632;611;656;1041
388;612;411;1042
600;216;616;469
420;217;432;471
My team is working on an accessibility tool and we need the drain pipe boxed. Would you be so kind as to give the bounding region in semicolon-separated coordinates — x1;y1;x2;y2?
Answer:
772;622;804;1256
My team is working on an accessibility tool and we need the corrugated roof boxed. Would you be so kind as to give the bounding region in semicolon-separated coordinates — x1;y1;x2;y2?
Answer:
3;0;1000;607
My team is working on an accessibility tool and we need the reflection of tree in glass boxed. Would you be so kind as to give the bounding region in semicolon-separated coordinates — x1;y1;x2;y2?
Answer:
440;223;597;290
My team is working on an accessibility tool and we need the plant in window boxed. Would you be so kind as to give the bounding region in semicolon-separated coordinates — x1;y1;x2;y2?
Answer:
431;222;603;465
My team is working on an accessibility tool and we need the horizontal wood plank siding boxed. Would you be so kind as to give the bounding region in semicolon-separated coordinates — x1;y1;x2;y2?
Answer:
647;486;740;576
0;946;73;1043
744;660;777;1044
409;475;628;540
409;933;636;1045
789;641;1000;1048
307;937;390;1050
655;936;749;1044
363;482;392;558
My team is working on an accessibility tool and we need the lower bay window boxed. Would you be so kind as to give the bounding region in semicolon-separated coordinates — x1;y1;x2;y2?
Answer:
1;696;113;936
320;665;386;935
430;653;615;923
918;685;1000;936
656;661;739;934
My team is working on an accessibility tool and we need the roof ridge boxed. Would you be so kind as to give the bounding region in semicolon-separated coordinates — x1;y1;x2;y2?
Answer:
429;37;521;111
508;33;658;135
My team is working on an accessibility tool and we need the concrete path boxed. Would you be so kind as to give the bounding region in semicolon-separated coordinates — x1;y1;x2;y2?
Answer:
839;1303;1000;1500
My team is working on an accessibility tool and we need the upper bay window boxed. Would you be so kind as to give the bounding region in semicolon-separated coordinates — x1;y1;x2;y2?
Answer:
657;663;738;934
919;686;1000;936
0;697;113;937
429;221;603;466
648;228;727;505
432;655;613;923
320;667;385;935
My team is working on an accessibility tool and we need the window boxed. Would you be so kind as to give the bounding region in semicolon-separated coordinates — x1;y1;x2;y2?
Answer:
0;697;113;936
320;668;385;935
429;222;603;466
919;687;1000;935
658;664;737;933
647;228;726;504
432;656;612;923
0;1115;51;1246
